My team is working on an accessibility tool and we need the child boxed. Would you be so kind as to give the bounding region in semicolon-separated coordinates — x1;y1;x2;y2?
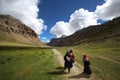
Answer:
83;54;92;75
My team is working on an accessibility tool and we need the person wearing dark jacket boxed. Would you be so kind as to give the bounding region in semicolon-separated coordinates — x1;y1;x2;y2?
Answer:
83;54;92;75
64;50;75;73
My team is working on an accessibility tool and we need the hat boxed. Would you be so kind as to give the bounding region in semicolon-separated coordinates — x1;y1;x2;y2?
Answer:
83;54;88;58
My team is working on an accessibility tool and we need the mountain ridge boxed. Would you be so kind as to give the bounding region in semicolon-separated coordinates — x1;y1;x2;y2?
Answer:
0;15;43;46
48;17;120;46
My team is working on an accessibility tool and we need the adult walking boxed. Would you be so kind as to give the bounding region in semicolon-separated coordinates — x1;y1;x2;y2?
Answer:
83;54;92;75
64;49;75;74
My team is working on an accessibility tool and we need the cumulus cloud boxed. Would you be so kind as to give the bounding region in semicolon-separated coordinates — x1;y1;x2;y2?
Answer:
95;0;120;20
41;37;50;43
50;0;120;38
50;21;73;37
69;8;97;30
50;9;97;37
0;0;47;34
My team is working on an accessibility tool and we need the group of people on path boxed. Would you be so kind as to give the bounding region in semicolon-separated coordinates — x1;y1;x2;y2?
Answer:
63;49;92;75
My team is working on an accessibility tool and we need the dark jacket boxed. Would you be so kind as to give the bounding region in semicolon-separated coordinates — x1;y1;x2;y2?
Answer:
83;60;92;74
64;52;74;68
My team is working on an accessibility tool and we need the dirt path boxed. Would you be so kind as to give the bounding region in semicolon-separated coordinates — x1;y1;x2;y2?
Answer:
99;57;120;64
52;49;101;80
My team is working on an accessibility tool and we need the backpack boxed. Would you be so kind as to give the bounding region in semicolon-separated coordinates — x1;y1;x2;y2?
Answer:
69;53;75;63
64;52;69;61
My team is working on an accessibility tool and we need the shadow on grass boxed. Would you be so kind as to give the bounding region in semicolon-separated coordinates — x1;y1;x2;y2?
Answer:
68;72;90;79
0;57;13;65
55;67;64;70
0;61;5;64
47;66;67;75
0;46;51;51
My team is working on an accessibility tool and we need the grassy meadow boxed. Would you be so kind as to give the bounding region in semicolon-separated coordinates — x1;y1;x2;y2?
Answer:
0;45;65;80
56;38;120;80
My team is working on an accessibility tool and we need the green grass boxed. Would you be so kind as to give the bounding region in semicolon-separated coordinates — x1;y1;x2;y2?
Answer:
56;38;120;80
0;46;65;80
0;30;43;46
0;42;33;47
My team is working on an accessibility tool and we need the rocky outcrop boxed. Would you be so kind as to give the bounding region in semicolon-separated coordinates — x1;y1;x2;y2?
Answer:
48;17;120;46
0;15;38;39
0;15;42;46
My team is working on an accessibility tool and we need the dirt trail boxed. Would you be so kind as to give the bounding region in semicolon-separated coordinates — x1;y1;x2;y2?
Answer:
52;49;101;80
99;57;120;64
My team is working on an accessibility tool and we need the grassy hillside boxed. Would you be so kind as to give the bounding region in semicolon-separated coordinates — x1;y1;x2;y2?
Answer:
0;15;43;46
56;37;120;80
0;46;65;80
48;17;120;46
0;30;43;46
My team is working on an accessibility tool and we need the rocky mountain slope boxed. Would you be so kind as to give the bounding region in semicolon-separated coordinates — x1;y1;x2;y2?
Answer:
48;17;120;46
0;15;43;46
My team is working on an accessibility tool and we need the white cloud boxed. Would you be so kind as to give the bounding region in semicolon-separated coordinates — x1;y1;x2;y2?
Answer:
50;21;73;37
41;37;50;43
0;0;47;34
50;9;97;37
42;37;47;40
50;0;120;38
69;8;97;30
95;0;120;20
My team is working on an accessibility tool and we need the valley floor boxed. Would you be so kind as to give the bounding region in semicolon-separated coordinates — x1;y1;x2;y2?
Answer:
52;49;101;80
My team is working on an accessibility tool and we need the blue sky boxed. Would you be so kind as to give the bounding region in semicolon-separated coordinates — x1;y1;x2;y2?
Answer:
0;0;120;42
38;0;105;42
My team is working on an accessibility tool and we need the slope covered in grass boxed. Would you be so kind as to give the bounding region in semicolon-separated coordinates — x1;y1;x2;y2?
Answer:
0;15;43;46
0;46;65;80
57;38;120;80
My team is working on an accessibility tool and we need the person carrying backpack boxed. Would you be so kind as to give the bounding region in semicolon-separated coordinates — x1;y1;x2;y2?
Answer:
64;49;75;74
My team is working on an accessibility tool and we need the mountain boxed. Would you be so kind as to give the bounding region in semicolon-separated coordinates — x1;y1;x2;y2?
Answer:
0;15;43;46
48;17;120;46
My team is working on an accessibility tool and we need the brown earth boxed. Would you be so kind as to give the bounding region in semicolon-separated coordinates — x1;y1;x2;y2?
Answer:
0;15;43;46
48;17;120;46
52;49;101;80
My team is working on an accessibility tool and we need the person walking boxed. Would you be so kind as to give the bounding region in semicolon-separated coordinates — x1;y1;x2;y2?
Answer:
64;49;75;74
83;54;92;75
